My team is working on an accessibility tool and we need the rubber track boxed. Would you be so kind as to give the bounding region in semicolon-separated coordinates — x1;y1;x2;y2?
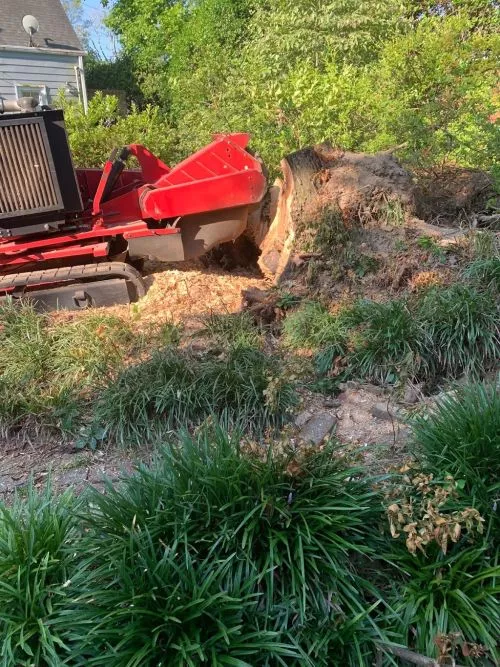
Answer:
0;262;147;298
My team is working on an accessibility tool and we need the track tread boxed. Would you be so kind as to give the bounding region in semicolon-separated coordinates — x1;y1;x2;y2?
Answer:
0;262;146;298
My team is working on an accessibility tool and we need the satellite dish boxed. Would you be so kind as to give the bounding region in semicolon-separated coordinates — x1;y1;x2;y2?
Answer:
22;15;40;46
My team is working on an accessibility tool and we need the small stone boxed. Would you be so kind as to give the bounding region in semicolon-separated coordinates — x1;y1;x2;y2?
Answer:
396;426;411;443
294;410;313;428
299;412;337;445
371;402;396;421
323;398;341;408
346;380;359;390
403;382;424;405
362;384;386;397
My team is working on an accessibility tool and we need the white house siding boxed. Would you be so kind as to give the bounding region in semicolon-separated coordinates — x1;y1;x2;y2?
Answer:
0;50;80;103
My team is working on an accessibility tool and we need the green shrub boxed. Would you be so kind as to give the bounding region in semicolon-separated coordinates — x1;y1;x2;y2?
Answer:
418;284;499;379
385;547;499;664
58;92;178;168
65;427;386;665
348;298;430;384
0;485;77;666
92;346;296;444
411;382;500;524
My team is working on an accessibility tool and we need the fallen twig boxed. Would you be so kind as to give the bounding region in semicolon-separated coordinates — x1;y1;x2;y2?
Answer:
377;643;467;667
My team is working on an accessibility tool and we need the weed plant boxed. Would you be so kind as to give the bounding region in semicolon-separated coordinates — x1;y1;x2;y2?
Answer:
469;229;499;261
199;311;262;348
0;302;133;432
49;313;133;386
282;301;350;353
0;301;52;424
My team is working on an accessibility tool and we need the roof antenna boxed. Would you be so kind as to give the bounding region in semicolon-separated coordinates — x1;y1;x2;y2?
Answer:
22;15;40;47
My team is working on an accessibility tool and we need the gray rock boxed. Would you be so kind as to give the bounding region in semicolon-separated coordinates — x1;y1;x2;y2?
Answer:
403;382;424;405
362;383;386;397
294;410;313;428
371;402;396;421
323;398;341;408
299;412;337;444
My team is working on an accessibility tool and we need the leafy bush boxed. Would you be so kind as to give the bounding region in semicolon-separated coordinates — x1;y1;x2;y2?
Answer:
0;485;77;666
411;382;500;523
107;0;498;172
418;284;499;379
92;346;296;444
64;427;386;665
58;92;178;168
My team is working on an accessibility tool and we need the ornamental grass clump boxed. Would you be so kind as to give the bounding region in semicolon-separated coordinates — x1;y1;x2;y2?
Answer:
410;382;500;526
64;427;386;665
417;284;499;379
0;485;77;666
348;298;430;384
92;346;296;445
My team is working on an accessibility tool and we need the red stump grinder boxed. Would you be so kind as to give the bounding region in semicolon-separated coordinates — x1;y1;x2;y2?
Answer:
0;104;267;310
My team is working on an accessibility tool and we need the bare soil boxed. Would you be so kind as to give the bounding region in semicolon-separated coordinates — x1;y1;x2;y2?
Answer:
1;154;493;499
0;259;415;500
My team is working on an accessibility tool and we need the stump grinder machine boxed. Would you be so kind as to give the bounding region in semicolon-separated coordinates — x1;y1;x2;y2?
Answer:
0;100;267;310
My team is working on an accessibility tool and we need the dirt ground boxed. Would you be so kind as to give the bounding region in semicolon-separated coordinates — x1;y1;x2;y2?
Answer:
4;150;489;499
0;260;415;500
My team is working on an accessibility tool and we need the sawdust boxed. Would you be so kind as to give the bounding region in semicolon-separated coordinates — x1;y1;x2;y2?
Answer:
49;260;268;332
136;261;268;328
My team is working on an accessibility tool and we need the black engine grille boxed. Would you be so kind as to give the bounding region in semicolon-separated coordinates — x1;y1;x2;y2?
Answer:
0;116;63;220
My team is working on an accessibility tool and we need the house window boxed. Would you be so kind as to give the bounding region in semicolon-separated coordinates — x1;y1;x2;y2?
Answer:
15;84;49;107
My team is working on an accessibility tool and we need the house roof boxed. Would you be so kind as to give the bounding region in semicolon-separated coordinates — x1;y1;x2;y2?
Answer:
0;0;84;53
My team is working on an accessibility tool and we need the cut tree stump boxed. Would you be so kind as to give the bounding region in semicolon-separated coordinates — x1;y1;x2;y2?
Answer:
252;143;416;283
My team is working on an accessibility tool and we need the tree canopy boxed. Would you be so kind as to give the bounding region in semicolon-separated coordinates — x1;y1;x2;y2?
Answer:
87;0;498;173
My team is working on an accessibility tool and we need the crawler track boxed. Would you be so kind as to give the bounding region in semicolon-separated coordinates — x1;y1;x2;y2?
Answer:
0;262;146;310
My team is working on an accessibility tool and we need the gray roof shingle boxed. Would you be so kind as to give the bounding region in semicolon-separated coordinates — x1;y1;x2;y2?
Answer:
0;0;84;52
